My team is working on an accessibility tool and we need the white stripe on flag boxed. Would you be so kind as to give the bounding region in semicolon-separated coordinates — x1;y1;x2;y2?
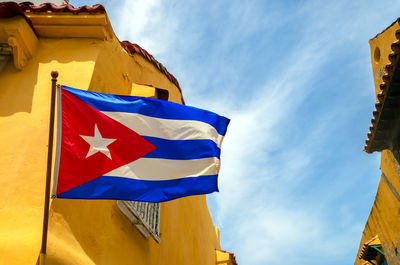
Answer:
103;157;220;181
102;111;225;147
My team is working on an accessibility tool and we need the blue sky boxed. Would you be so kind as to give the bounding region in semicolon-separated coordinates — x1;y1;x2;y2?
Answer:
71;1;398;264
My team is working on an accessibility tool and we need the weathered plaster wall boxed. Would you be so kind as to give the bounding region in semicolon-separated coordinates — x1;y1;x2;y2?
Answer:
354;151;400;265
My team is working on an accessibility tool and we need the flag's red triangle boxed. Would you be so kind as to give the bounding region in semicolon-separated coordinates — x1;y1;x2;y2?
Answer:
56;89;156;195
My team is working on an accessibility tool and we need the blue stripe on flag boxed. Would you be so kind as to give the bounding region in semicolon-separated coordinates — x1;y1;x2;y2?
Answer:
142;136;220;160
62;85;230;136
57;175;218;202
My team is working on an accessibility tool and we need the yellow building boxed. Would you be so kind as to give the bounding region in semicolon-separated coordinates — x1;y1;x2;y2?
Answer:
0;2;236;264
356;19;400;265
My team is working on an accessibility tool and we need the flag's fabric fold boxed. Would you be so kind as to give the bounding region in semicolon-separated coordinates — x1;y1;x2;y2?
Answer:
52;85;229;202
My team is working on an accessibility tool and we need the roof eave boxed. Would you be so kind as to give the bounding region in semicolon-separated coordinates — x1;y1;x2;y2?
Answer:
0;1;183;99
365;24;400;153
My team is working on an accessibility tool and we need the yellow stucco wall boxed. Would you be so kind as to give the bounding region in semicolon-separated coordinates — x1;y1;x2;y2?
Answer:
355;21;400;265
0;14;221;265
355;150;400;265
368;21;400;100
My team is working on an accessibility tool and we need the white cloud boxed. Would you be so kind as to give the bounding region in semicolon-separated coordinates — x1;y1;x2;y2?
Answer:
110;0;178;57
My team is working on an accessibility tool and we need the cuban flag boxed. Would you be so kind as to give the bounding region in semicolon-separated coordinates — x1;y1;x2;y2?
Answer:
52;85;229;203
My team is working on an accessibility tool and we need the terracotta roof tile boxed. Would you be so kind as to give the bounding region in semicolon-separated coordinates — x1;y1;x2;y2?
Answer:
0;1;26;18
18;1;105;14
364;22;400;153
0;2;182;98
216;249;238;265
119;40;181;94
120;40;182;92
359;235;378;259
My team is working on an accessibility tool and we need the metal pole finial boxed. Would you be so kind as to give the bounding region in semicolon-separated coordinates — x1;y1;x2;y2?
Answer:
51;70;59;80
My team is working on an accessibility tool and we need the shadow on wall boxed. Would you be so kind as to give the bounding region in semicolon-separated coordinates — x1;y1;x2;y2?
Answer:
47;199;153;265
0;38;102;117
0;56;39;116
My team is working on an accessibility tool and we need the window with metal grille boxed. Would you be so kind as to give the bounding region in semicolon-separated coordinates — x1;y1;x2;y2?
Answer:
117;200;160;243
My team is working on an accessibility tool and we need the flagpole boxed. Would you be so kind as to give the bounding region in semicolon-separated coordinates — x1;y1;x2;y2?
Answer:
39;70;58;263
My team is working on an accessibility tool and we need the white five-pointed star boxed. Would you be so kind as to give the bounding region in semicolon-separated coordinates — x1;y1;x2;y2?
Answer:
80;124;116;159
